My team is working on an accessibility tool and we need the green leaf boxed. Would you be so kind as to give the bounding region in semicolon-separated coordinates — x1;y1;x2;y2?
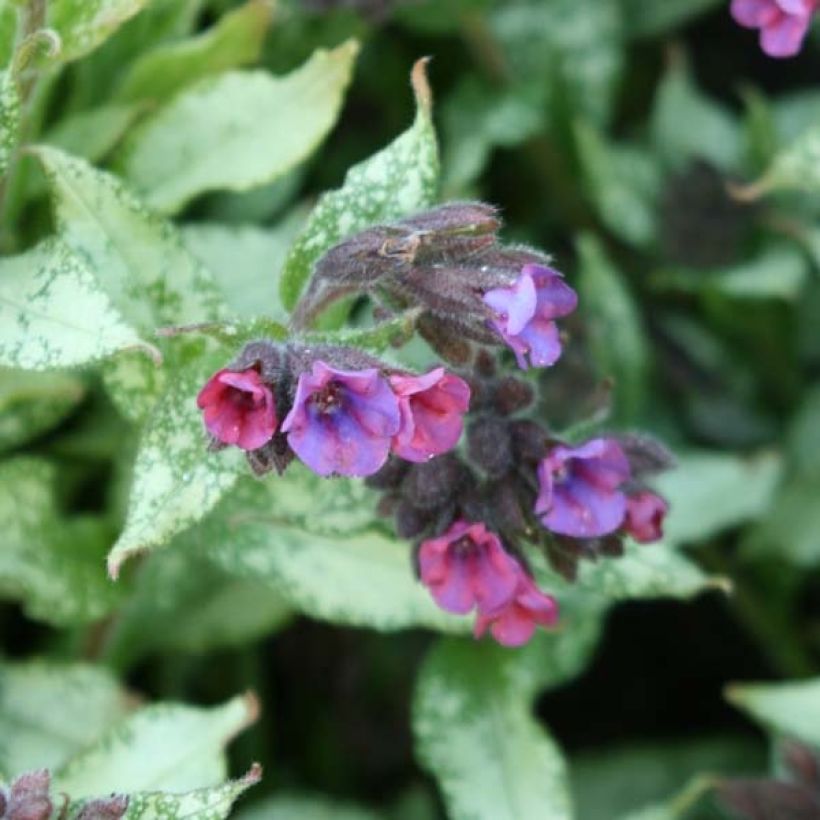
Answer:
0;368;84;453
106;339;245;578
0;238;159;370
53;693;258;795
726;678;820;748
119;40;359;213
49;0;150;63
199;468;468;632
103;542;292;669
32;146;226;332
235;794;381;820
0;457;124;625
0;660;133;777
0;4;16;69
115;0;272;105
651;59;740;171
181;217;305;321
44;104;141;163
618;0;722;38
301;309;422;354
413;635;584;820
577;233;650;422
116;765;262;820
740;122;820;198
655;450;783;547
0;69;18;178
280;58;439;311
574;121;661;247
102;351;168;424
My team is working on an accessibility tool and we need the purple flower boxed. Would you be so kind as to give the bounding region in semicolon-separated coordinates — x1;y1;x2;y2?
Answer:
535;438;631;538
731;0;818;57
418;521;520;615
197;368;277;451
624;491;668;544
281;361;400;477
474;574;559;647
482;264;577;369
390;368;471;463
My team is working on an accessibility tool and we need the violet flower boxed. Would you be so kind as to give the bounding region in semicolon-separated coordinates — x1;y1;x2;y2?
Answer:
624;491;669;544
535;438;631;538
390;368;471;463
197;368;277;451
282;361;400;477
482;264;577;369
731;0;818;57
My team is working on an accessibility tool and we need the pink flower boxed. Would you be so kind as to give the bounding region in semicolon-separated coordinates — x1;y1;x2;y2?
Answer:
389;368;471;463
418;521;520;615
483;264;577;369
731;0;819;57
535;438;631;538
474;574;559;647
197;368;277;450
281;361;401;477
624;491;668;544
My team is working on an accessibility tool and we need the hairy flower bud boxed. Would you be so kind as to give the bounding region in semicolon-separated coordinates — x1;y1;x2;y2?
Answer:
403;453;469;510
467;416;513;477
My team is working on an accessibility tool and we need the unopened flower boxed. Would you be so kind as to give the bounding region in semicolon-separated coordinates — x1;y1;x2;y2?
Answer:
390;368;471;462
731;0;818;57
197;368;278;451
624;491;668;543
474;574;559;647
418;520;519;615
535;438;631;538
282;361;400;477
483;264;577;369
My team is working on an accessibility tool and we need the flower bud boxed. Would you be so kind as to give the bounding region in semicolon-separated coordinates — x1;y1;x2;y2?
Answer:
467;416;513;477
403;454;469;510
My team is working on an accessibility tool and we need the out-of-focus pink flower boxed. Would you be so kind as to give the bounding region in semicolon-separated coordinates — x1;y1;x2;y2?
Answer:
731;0;819;58
197;368;277;451
418;521;520;615
282;361;400;477
390;368;471;463
535;438;631;538
624;491;668;543
483;264;577;369
474;574;559;647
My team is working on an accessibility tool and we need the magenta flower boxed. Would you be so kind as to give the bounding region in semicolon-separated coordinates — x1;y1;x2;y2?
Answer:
482;264;577;370
197;368;277;451
535;438;631;538
624;491;668;544
731;0;819;57
389;368;471;463
474;574;559;647
281;361;400;477
418;521;520;615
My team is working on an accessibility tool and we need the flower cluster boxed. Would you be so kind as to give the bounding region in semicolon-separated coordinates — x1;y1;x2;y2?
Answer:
198;201;674;649
731;0;819;57
197;342;470;478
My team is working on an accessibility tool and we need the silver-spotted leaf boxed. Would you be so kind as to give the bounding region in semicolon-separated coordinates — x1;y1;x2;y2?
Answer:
119;40;359;213
0;68;18;178
280;58;439;311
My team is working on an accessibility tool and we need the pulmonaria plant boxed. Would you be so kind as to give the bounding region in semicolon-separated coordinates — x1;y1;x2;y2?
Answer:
731;0;819;57
198;201;673;648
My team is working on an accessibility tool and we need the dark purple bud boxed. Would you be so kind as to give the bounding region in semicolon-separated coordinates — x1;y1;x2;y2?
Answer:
467;416;513;477
716;778;820;820
8;770;52;820
493;376;535;416
232;340;286;384
617;433;676;477
509;419;548;463
598;534;625;558
245;432;294;476
365;457;410;490
403;454;469;510
418;315;476;366
395;499;432;539
487;479;529;534
544;536;581;582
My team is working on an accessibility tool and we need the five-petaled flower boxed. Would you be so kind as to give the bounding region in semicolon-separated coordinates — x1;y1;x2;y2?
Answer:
535;438;631;538
281;361;400;477
474;573;559;647
390;368;471;463
482;264;577;370
197;368;278;451
731;0;819;57
418;520;520;615
624;491;669;544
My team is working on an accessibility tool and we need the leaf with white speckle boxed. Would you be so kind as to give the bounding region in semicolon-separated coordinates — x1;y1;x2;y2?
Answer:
0;238;159;370
53;693;258;796
0;69;19;178
107;339;245;577
119;40;359;213
280;58;439;312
